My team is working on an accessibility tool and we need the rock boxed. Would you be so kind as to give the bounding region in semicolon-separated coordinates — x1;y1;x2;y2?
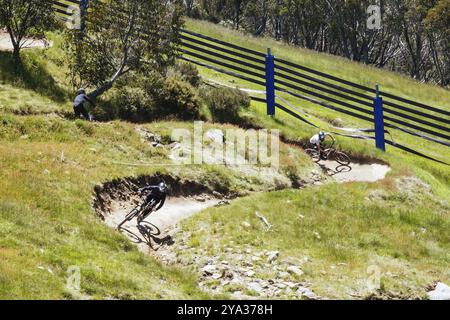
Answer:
212;191;223;199
427;282;450;300
284;281;299;289
245;270;256;277
195;196;206;202
296;287;317;300
20;134;29;140
248;282;263;295
211;273;223;280
43;169;50;175
287;266;304;277
201;265;217;276
297;214;305;220
299;256;310;264
313;231;321;240
267;251;279;263
278;271;290;279
241;221;251;229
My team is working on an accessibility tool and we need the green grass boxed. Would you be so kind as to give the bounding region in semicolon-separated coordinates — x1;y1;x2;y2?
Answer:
168;19;450;299
0;114;312;299
178;182;449;298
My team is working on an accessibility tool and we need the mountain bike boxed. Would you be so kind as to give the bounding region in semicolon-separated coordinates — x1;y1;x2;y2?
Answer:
117;197;157;231
305;135;350;166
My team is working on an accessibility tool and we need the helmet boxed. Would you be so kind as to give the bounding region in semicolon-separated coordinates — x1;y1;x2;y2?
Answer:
77;88;86;95
319;131;326;141
158;182;167;193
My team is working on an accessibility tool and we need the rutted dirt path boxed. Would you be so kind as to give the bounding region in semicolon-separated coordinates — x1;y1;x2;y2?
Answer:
92;128;392;299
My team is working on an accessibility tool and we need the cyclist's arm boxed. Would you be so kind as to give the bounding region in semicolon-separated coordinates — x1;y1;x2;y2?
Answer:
84;94;95;107
140;185;158;192
154;195;166;211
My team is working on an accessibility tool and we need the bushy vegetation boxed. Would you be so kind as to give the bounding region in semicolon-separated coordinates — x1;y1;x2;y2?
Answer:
201;86;251;123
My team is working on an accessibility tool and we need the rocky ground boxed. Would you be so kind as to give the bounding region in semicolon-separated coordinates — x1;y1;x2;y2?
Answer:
154;233;320;299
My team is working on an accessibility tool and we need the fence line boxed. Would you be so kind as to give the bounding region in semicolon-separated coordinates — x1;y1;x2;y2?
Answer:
49;2;449;163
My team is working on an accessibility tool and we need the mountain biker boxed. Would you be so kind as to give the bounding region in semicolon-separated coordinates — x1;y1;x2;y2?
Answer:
137;182;168;222
310;131;327;159
73;88;94;121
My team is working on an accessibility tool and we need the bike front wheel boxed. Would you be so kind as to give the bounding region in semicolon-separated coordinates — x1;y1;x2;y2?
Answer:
334;152;351;166
305;148;321;163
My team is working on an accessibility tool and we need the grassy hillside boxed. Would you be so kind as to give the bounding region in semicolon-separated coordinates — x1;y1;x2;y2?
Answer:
184;18;450;168
0;20;448;299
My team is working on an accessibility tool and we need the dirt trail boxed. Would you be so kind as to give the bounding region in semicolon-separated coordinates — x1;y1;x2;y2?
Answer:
102;195;222;250
319;160;391;183
100;160;390;250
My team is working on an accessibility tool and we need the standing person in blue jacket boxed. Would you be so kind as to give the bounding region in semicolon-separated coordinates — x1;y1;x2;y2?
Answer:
73;88;94;121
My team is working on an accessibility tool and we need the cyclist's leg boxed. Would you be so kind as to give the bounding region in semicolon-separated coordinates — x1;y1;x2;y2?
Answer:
73;105;81;118
138;199;157;223
80;105;90;121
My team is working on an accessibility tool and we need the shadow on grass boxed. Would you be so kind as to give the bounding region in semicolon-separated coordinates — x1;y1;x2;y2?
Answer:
0;51;69;103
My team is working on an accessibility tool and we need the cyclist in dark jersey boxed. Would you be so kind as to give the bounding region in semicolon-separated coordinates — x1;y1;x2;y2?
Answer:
73;88;94;120
137;182;168;222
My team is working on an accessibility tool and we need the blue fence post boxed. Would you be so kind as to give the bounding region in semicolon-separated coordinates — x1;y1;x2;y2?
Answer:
265;48;275;116
80;0;89;34
374;82;386;151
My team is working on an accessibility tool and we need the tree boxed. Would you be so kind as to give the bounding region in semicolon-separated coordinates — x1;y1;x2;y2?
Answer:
0;0;55;61
65;0;184;99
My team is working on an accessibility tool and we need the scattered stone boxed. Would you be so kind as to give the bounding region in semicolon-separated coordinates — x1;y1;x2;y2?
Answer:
313;231;321;240
195;196;206;202
297;214;305;220
201;265;217;276
248;282;263;295
20;134;29;139
245;270;256;277
241;221;251;229
287;266;304;277
427;282;450;300
278;271;290;279
212;191;223;199
266;251;279;263
296;287;317;300
43;169;50;175
211;273;223;280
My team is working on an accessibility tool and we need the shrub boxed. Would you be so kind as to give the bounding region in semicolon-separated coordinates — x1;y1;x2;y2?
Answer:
115;86;154;122
201;86;251;124
169;62;202;87
155;76;201;120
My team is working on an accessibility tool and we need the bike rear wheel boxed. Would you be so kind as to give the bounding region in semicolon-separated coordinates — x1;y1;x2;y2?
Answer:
305;148;321;163
334;152;351;166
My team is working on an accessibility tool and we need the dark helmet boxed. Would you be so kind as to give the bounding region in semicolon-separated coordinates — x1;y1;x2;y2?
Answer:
77;88;86;95
319;131;326;141
158;182;167;193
